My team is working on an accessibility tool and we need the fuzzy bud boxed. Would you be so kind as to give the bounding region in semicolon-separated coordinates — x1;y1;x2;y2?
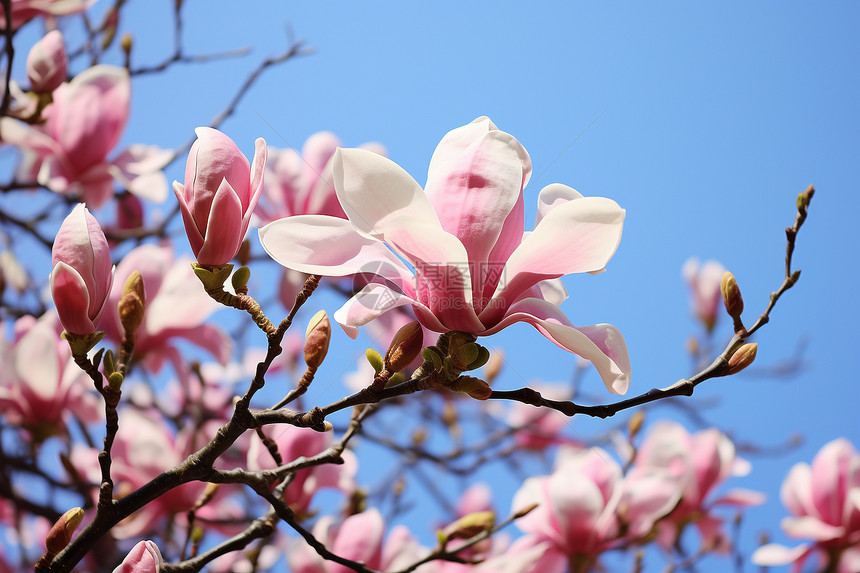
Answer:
720;271;744;320
439;511;496;543
449;376;492;400
627;409;645;440
483;350;504;384
118;271;146;334
384;321;423;373
45;507;84;555
725;343;757;375
303;310;331;369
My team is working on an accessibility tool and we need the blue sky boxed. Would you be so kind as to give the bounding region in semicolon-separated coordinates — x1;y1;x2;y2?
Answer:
5;1;859;570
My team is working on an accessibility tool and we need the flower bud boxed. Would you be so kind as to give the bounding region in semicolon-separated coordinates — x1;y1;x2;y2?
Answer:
50;205;114;336
384;321;423;373
720;271;744;319
27;30;66;94
439;511;495;543
483;349;504;384
627;409;645;440
173;128;267;266
118;270;145;334
303;310;331;369
45;507;84;555
725;343;757;375
114;540;163;573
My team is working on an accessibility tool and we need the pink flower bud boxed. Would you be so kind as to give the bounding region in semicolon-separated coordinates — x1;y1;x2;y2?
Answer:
304;310;331;369
384;321;423;373
113;540;163;573
173;128;267;266
50;205;114;335
27;30;66;94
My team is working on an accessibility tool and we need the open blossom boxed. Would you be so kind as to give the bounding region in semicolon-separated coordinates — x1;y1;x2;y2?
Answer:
682;257;726;332
50;204;113;335
26;30;66;94
260;117;630;394
173;127;267;266
112;540;163;573
510;445;680;573
634;421;765;552
0;65;169;207
0;314;100;439
100;243;230;375
752;438;860;573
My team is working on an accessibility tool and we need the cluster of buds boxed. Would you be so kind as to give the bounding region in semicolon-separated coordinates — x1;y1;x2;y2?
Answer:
420;332;493;400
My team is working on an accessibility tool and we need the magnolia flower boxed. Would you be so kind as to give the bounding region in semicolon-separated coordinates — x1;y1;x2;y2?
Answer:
100;243;230;375
286;509;428;573
752;438;860;572
50;204;113;335
511;445;680;573
634;421;765;552
682;257;726;332
26;30;66;94
173;127;267;266
0;65;169;207
113;540;163;573
0;314;100;439
0;0;93;29
260;117;630;394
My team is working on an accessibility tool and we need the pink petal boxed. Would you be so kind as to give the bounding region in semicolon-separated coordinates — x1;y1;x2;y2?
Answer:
50;262;95;335
751;543;811;567
0;116;63;157
782;462;816;519
332;147;440;239
333;284;441;339
259;215;414;289
109;144;171;203
713;488;766;507
14;319;60;401
781;515;845;541
173;180;205;254
483;297;630;394
487;196;625;320
535;183;584;226
811;438;860;526
195;178;244;265
329;509;385;573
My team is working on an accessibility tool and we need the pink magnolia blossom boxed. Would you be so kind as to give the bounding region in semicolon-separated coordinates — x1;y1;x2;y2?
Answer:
26;30;66;94
100;243;231;375
50;204;114;335
173;127;267;266
0;0;93;29
634;421;765;552
247;424;356;516
507;383;577;451
752;438;860;573
511;445;680;572
113;540;163;573
255;131;386;224
260;117;631;394
286;509;428;573
682;257;726;332
0;313;100;439
0;65;169;207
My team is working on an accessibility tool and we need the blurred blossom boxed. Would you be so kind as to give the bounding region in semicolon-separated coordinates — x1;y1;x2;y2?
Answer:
286;509;428;573
752;438;860;572
100;243;231;376
26;30;66;94
0;313;100;440
173;127;267;266
507;383;577;451
260;117;630;395
510;445;680;572
682;257;726;332
634;421;765;552
0;248;29;293
0;66;169;207
50;204;113;335
247;424;356;516
255;131;386;224
0;0;93;29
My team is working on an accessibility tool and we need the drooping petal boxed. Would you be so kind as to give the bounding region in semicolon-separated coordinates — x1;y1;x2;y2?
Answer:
487;196;625;322
751;543;812;567
781;516;845;541
332;147;440;239
259;215;414;288
334;284;441;339
482;297;630;394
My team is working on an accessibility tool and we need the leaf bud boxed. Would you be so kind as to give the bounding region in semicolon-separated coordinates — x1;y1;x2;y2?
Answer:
449;376;492;400
118;271;146;334
303;310;331;369
439;511;496;543
231;265;251;292
366;348;384;373
384;321;423;373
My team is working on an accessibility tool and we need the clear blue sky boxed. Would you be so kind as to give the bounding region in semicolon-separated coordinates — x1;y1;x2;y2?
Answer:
7;1;860;570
